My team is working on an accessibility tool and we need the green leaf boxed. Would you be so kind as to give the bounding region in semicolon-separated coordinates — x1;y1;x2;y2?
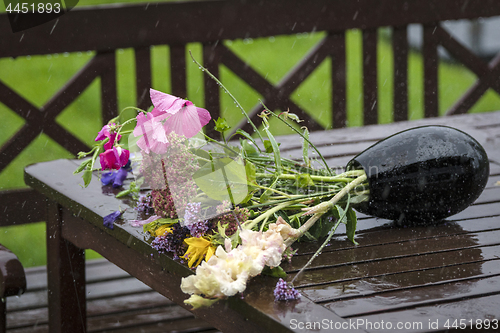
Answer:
295;174;315;188
241;139;259;157
262;127;282;174
73;159;91;175
259;176;278;203
302;127;310;167
263;139;282;153
234;129;261;152
82;169;93;187
143;218;178;234
214;117;231;133
245;161;257;184
193;157;250;204
346;207;359;245
262;266;287;278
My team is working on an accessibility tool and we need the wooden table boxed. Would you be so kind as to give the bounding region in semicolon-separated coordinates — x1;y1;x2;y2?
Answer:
24;111;500;333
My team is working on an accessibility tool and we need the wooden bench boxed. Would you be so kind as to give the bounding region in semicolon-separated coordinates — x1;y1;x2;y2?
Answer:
0;245;26;333
7;259;219;333
2;0;500;331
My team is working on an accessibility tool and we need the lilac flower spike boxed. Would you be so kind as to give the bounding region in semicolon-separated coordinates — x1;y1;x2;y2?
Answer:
103;210;124;230
274;278;301;301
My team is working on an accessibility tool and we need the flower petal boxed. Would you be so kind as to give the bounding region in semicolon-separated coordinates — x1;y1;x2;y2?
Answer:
101;171;116;185
163;104;211;138
150;89;185;114
103;210;122;229
112;167;129;188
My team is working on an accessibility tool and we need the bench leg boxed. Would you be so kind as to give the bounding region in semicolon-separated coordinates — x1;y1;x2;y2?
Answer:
47;200;87;333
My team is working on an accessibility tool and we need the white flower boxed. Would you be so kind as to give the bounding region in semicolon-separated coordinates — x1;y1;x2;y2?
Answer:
181;222;289;306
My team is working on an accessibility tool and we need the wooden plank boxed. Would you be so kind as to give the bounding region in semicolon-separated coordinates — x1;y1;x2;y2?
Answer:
7;258;217;333
328;272;500;318
362;29;378;125
135;47;152;111
277;110;500;152
203;42;222;138
169;44;187;99
446;53;500;116
356;293;500;332
423;24;439;118
330;32;347;128
3;0;500;58
0;189;46;226
288;229;500;285
291;215;500;256
303;249;500;304
46;200;86;333
392;25;408;122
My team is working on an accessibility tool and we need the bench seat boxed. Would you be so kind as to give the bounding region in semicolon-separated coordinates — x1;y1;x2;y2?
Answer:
7;259;219;333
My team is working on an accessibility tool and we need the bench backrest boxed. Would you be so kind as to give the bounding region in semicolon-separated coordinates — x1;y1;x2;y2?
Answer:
1;0;500;226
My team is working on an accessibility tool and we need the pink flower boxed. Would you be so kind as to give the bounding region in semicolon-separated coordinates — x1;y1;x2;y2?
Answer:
133;111;169;154
95;124;121;150
100;146;130;170
150;89;211;138
95;124;112;141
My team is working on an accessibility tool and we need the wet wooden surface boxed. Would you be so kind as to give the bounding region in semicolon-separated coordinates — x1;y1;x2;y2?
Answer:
6;259;219;333
23;111;500;332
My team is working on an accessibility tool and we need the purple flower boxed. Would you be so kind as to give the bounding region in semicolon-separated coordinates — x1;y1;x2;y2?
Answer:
101;161;131;188
103;210;123;229
135;194;154;214
151;223;189;260
274;278;301;301
187;221;209;238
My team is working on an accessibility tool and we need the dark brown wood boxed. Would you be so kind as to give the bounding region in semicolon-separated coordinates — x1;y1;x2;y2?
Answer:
0;244;26;333
7;258;218;332
2;0;500;58
331;32;347;128
99;51;118;123
447;52;500;116
0;189;46;226
392;25;409;122
203;42;223;138
46;200;86;333
423;24;439;118
362;29;378;125
135;47;153;111
169;44;187;99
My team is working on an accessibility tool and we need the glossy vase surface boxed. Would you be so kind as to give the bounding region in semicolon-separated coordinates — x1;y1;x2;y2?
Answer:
346;126;489;223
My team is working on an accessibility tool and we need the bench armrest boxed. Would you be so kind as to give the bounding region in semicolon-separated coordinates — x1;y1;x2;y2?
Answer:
0;245;26;297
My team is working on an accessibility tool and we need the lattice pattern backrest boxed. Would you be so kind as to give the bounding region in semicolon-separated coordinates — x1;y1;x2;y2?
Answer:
1;0;500;226
0;52;117;174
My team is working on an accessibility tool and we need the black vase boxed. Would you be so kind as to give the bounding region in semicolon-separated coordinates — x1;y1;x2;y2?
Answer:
346;126;489;223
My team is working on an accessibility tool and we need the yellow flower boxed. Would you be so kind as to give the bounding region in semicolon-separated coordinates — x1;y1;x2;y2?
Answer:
154;225;172;237
182;237;216;268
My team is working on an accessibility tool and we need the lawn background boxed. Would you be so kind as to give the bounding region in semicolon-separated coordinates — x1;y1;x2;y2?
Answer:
1;0;500;268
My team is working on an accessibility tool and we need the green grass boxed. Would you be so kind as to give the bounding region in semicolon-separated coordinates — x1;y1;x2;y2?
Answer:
1;26;500;268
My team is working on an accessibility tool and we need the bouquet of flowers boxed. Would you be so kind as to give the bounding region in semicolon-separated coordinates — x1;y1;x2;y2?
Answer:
74;59;489;309
74;62;369;308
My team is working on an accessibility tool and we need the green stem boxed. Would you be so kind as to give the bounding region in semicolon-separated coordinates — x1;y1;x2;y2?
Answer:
244;199;302;230
189;51;266;145
302;174;367;216
253;184;292;198
261;102;333;176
